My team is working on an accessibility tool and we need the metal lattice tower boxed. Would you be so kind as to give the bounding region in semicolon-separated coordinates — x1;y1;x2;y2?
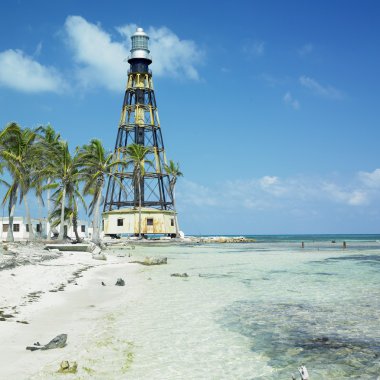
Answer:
103;28;174;216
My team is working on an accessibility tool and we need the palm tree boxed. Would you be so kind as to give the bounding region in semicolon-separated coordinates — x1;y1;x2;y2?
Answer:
35;124;61;238
31;176;45;238
48;141;82;240
125;144;153;238
78;138;125;243
164;160;183;237
50;176;86;242
0;123;38;241
0;158;15;241
0;179;17;242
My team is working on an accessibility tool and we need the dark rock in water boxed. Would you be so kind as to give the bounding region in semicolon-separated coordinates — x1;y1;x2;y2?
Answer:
130;257;167;266
115;278;125;286
171;273;189;278
26;333;67;351
313;336;329;343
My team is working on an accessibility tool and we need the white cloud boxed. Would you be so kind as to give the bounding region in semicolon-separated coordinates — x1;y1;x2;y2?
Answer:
299;75;343;100
141;25;202;80
283;92;300;110
259;176;279;187
358;168;380;188
349;191;368;205
178;179;218;207
0;49;66;93
298;43;313;56
259;73;290;88
258;176;288;197
34;42;43;57
64;16;128;91
322;183;369;206
243;40;265;57
64;16;203;91
178;171;380;211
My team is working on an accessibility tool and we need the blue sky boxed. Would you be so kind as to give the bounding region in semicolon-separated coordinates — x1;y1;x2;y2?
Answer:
1;0;380;234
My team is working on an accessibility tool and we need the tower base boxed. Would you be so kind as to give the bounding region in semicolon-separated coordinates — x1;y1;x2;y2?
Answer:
102;208;177;236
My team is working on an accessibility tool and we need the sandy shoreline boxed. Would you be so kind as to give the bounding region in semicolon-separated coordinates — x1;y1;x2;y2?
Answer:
0;244;145;379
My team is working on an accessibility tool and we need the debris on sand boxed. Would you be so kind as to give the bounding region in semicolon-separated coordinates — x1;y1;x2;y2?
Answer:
26;334;67;351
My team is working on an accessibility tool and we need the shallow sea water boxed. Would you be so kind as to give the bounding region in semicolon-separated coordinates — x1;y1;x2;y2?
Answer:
112;240;380;379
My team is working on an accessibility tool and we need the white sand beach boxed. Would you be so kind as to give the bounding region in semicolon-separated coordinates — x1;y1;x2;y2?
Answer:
0;244;144;379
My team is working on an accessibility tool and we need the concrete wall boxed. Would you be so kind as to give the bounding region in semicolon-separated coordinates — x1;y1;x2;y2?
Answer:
0;217;31;240
103;208;176;235
0;217;90;241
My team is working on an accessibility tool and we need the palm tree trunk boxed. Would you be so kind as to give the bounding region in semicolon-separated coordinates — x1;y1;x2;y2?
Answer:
37;196;43;239
24;194;34;241
172;190;180;237
170;181;180;238
91;187;103;243
46;178;52;239
7;197;16;242
72;207;81;243
58;185;66;240
138;174;142;239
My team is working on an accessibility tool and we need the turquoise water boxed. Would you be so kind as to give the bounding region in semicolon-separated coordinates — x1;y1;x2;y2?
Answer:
245;233;380;243
113;237;380;379
198;233;380;243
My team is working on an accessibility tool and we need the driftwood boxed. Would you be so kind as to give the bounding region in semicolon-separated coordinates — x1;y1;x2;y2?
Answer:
26;334;67;351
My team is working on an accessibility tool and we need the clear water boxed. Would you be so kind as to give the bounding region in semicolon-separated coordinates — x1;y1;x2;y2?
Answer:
112;237;380;379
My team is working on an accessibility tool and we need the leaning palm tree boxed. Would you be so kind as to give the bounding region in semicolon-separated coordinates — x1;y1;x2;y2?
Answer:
125;144;153;238
78;138;125;243
0;123;38;241
164;160;183;237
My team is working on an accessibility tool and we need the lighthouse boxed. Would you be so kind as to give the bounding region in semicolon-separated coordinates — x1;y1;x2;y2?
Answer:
102;28;177;237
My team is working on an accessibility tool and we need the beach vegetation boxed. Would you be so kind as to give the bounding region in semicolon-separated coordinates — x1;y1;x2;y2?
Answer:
82;366;96;375
121;350;135;373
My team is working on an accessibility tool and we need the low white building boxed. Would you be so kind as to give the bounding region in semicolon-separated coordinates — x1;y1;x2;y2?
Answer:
102;207;177;236
0;217;90;241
